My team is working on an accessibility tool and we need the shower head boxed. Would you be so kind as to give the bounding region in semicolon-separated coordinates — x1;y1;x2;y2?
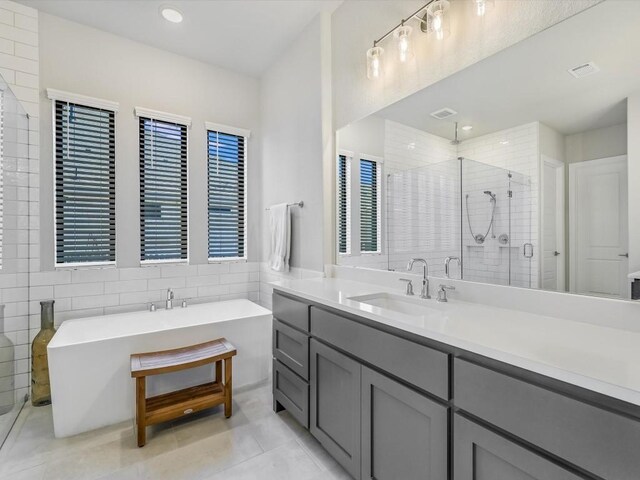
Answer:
483;190;496;201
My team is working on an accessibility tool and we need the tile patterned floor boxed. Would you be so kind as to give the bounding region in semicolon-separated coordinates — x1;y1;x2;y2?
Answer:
0;383;350;480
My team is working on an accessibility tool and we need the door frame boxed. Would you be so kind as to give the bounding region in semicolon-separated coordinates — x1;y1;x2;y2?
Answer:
568;155;628;296
540;155;566;292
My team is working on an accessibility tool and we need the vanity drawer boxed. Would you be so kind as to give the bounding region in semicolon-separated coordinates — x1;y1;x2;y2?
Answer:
273;293;310;332
273;359;309;428
273;318;309;380
454;358;640;480
310;307;449;400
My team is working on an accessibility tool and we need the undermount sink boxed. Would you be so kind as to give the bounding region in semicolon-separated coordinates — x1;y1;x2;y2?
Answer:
348;292;445;317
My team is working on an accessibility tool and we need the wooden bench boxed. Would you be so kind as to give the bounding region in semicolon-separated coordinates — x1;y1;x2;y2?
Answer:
130;338;237;447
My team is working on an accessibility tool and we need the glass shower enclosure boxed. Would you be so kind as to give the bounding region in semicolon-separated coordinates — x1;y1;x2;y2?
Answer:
386;157;536;288
0;75;32;448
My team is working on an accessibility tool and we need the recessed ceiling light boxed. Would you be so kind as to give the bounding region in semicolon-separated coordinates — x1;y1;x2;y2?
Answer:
499;140;509;145
161;7;183;23
461;125;473;131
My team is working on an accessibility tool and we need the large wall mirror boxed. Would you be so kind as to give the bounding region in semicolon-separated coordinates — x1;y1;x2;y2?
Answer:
335;1;639;300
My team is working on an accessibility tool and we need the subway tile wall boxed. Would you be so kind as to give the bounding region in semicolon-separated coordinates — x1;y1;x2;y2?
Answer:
458;122;539;289
0;0;38;404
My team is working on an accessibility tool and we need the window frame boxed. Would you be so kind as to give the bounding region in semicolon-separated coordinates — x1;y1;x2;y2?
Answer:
47;89;119;268
336;150;353;256
136;107;191;265
205;122;250;263
359;155;383;255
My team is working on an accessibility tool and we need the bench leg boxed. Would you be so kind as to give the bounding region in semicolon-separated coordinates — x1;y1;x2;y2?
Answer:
215;359;222;385
224;357;232;418
136;377;146;447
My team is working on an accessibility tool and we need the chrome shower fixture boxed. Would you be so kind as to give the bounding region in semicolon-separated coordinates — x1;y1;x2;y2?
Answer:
451;122;460;145
466;191;497;244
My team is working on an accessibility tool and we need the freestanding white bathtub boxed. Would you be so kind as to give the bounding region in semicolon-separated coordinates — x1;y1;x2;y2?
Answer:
48;299;271;438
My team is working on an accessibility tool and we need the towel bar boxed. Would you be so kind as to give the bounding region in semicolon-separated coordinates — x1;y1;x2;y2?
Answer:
265;201;304;210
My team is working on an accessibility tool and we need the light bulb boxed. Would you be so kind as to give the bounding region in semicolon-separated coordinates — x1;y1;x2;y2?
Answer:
366;46;384;80
393;25;413;63
433;12;444;39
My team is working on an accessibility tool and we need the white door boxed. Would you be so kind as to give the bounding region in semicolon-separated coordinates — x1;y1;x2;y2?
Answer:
569;156;628;298
541;157;565;292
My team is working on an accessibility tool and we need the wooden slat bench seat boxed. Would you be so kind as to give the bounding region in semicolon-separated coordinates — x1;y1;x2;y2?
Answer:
130;338;237;447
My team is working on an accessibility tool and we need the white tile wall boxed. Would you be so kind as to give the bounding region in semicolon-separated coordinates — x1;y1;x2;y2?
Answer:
458;122;539;289
0;0;38;404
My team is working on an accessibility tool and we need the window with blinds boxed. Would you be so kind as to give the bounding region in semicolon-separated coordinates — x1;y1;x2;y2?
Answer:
139;117;188;262
207;129;246;259
54;100;116;265
337;155;351;254
360;158;380;253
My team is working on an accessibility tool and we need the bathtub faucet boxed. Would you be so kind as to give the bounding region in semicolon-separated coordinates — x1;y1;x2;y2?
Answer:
166;288;174;310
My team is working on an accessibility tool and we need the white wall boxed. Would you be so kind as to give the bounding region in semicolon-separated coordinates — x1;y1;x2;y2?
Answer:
565;123;627;163
337;115;384;158
260;13;330;273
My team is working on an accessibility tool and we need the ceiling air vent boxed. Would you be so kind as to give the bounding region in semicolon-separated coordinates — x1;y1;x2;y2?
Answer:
568;62;600;78
430;107;458;120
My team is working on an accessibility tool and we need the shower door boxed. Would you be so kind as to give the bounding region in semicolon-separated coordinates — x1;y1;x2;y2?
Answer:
0;76;31;449
460;159;535;288
460;159;511;285
508;171;536;288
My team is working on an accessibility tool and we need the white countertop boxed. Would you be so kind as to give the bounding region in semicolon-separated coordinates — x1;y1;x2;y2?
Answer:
272;277;640;407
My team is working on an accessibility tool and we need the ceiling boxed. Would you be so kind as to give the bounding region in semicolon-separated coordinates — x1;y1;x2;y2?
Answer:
372;1;638;141
18;0;341;77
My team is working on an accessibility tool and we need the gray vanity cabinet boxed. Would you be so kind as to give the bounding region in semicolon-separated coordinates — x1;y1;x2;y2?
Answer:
454;414;583;480
309;338;361;479
361;366;448;480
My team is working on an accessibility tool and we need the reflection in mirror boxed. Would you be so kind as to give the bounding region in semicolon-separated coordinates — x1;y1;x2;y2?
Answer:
336;1;637;300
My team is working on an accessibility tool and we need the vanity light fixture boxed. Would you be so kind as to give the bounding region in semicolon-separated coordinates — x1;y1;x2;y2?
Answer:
160;6;183;23
366;0;491;80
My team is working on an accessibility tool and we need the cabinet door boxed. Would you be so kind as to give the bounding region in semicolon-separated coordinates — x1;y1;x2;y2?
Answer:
361;366;448;480
454;414;584;480
310;339;361;479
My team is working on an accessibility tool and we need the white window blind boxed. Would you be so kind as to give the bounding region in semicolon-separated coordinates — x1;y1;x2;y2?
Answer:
360;158;381;253
139;117;188;262
337;154;351;254
207;129;246;259
54;100;116;265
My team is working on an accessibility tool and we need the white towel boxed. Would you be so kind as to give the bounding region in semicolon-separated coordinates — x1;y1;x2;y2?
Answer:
269;203;291;272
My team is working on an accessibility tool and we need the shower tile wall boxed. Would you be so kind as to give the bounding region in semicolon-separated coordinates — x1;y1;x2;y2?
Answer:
458;122;539;288
387;160;461;276
0;0;39;414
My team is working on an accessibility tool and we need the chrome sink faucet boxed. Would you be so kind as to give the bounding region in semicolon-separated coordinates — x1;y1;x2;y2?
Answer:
166;288;174;310
407;258;430;299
